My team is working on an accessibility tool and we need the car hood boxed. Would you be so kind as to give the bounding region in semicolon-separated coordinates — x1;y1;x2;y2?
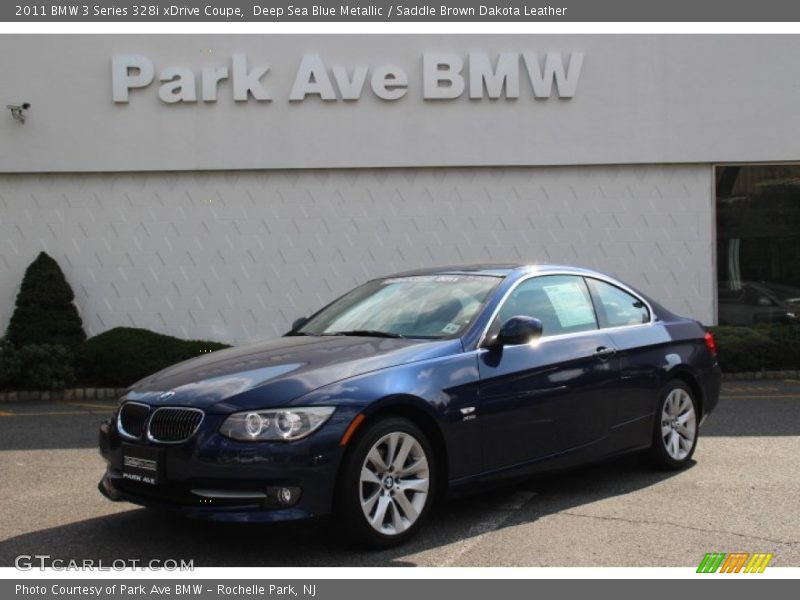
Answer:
126;335;461;412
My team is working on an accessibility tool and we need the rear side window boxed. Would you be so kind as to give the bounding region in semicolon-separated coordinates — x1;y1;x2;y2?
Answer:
587;278;650;328
497;275;598;337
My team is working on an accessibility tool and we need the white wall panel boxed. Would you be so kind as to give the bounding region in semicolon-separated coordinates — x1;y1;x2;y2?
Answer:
0;164;714;345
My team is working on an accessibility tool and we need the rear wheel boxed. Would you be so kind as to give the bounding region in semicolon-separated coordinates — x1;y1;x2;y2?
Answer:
337;416;435;549
648;380;699;470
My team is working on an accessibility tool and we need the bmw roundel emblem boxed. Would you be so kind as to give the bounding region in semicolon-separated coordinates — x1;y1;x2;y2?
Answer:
159;391;176;401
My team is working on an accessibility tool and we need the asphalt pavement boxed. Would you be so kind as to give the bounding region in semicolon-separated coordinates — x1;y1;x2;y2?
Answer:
0;381;798;567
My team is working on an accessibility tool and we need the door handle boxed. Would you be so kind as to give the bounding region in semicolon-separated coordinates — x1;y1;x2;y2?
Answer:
594;346;617;361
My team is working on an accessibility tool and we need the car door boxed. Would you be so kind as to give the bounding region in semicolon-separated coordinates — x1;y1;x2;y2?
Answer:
477;275;621;473
585;277;665;433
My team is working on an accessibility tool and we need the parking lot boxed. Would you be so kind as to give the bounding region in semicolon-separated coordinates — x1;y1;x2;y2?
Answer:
0;381;798;568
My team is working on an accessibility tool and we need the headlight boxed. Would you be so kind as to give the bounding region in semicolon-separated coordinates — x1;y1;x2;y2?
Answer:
219;407;335;442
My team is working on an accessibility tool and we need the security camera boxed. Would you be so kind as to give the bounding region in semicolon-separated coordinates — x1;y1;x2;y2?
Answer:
7;103;31;123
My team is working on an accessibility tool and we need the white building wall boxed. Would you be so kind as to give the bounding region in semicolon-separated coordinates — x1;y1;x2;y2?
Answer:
4;35;800;173
0;164;713;345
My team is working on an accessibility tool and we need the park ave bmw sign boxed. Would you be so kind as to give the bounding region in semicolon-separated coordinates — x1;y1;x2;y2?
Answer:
111;51;584;103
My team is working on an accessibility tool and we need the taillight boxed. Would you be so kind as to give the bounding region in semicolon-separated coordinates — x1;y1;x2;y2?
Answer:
704;331;717;358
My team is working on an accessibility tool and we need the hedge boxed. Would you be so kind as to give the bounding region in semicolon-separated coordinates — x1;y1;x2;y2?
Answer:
709;324;800;373
0;339;76;391
0;338;22;389
75;327;230;388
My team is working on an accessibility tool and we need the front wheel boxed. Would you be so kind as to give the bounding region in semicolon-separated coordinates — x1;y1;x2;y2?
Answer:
648;380;699;470
337;416;435;549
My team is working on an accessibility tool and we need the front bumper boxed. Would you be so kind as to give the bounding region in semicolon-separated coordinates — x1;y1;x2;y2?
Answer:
98;406;360;523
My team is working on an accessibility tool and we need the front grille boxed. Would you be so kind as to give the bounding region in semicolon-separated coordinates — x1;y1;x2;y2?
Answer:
147;407;204;443
117;402;150;439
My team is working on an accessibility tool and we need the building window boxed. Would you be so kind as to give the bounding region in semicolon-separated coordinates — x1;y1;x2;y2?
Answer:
716;165;800;326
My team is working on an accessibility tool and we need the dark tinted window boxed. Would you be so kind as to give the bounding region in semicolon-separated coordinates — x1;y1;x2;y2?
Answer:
587;278;650;328
716;165;800;326
497;275;598;337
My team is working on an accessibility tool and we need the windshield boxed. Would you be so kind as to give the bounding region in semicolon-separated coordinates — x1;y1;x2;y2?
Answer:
297;274;502;339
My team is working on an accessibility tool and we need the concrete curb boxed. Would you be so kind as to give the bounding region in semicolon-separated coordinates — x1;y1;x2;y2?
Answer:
721;370;800;381
0;388;127;403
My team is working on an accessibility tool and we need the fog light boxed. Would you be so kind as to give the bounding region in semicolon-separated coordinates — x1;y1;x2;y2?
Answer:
265;486;301;507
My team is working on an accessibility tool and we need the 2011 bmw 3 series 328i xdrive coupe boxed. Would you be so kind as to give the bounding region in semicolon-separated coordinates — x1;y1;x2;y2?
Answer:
99;264;721;548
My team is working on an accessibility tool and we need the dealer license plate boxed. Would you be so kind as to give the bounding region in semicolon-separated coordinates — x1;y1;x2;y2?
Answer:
121;443;163;486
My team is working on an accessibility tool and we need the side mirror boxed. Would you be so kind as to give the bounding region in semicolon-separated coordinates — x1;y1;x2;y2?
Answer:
757;297;773;307
290;316;309;332
492;316;543;347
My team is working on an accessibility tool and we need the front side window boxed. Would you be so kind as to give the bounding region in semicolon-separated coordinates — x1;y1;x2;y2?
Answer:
496;275;598;337
298;274;501;339
587;278;650;328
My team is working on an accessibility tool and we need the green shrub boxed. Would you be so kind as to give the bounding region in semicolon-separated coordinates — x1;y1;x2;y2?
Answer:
75;327;230;387
709;324;800;373
13;344;75;391
6;252;86;349
0;338;21;389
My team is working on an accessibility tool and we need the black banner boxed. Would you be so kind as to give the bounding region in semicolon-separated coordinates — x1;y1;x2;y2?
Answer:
3;0;800;22
3;579;795;600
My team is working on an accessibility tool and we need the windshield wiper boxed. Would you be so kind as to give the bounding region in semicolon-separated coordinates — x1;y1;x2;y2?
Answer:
322;330;406;339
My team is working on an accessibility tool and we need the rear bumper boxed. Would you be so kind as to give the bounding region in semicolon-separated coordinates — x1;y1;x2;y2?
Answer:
700;363;723;423
98;406;361;522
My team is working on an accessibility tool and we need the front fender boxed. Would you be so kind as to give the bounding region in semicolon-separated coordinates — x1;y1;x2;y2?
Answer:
285;350;483;482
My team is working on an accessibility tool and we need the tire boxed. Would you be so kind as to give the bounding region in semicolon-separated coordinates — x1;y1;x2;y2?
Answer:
648;380;700;470
337;416;436;549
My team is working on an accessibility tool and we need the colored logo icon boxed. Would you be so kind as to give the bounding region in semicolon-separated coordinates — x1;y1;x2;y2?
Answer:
697;552;774;573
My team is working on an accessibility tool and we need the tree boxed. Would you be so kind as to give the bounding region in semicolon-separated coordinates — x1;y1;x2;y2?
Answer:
5;252;86;348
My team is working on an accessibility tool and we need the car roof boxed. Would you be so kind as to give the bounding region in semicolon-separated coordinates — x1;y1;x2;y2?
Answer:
378;264;678;322
387;263;609;279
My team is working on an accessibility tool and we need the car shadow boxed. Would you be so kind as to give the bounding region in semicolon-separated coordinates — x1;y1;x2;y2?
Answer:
0;454;686;567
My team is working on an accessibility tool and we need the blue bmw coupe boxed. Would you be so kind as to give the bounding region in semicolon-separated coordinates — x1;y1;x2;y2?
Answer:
99;264;721;547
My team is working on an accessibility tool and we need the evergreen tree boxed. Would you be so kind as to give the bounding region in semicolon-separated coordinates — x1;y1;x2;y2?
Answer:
6;252;86;348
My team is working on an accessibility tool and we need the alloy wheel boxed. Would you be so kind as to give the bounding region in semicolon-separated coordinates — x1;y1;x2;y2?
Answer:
359;431;430;535
660;388;697;461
